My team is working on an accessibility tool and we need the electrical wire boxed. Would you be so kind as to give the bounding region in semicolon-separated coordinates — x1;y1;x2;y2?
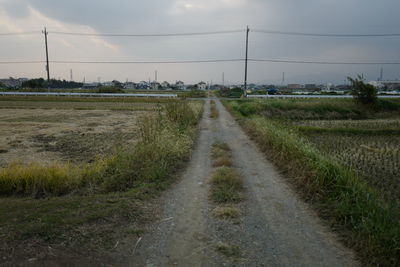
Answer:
0;31;41;36
249;59;400;65
0;61;44;64
2;29;400;37
50;59;244;64
252;29;400;37
49;29;245;37
1;59;400;65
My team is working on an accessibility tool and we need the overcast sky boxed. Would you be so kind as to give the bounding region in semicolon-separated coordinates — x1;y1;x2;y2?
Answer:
1;0;400;84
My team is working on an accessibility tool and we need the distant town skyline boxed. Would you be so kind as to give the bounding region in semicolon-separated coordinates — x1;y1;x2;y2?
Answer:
1;0;400;84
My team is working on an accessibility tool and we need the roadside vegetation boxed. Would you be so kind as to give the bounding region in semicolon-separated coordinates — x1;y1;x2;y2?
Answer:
224;98;400;266
0;99;203;261
217;87;244;98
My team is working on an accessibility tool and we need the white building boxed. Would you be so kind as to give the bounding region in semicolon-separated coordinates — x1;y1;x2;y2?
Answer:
197;82;207;90
123;82;136;89
369;80;400;91
175;81;185;90
161;81;170;89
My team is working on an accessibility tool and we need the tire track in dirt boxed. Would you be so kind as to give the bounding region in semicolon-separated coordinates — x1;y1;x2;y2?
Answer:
132;99;358;267
133;100;215;267
213;99;358;267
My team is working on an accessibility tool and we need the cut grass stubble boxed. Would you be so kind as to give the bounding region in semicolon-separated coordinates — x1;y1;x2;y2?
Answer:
210;100;219;119
210;143;243;204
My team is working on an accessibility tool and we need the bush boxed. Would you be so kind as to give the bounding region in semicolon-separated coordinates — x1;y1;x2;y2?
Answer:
218;87;244;98
348;75;377;105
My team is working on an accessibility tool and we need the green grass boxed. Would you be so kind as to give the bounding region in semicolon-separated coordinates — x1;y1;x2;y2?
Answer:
230;98;400;119
210;100;219;118
224;99;400;266
297;126;400;135
215;242;240;257
178;90;206;98
0;182;163;249
212;142;231;158
210;166;243;203
212;206;241;219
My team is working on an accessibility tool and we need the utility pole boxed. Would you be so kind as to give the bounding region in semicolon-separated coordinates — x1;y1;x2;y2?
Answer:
42;27;50;90
244;26;250;97
155;70;158;82
222;72;225;87
70;69;73;81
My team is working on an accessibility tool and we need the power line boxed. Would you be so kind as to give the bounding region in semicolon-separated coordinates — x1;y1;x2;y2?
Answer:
252;29;400;37
1;58;400;65
2;29;400;38
50;59;244;64
249;59;400;65
0;61;44;64
0;31;41;36
49;29;245;37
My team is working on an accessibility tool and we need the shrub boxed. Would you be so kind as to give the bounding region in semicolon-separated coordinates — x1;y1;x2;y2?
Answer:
348;75;377;105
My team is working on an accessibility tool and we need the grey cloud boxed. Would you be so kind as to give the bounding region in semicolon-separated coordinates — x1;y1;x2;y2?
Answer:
2;0;30;18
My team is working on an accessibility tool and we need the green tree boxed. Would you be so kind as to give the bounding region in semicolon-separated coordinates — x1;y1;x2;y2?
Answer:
348;75;377;105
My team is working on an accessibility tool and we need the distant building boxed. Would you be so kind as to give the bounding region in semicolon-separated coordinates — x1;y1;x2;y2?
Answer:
150;81;160;90
369;80;400;91
197;81;207;90
161;81;170;89
83;82;100;88
102;81;114;87
287;84;303;90
111;80;123;88
137;81;150;90
175;81;185;90
0;77;28;89
123;82;136;89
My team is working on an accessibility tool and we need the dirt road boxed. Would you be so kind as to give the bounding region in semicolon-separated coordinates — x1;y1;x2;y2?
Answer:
132;99;357;266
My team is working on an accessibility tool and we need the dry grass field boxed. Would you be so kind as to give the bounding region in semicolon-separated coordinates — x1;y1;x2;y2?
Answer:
0;96;203;265
0;108;146;166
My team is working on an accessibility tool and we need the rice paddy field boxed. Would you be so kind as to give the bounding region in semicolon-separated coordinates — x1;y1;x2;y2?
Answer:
229;98;400;208
225;98;400;266
296;119;400;206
